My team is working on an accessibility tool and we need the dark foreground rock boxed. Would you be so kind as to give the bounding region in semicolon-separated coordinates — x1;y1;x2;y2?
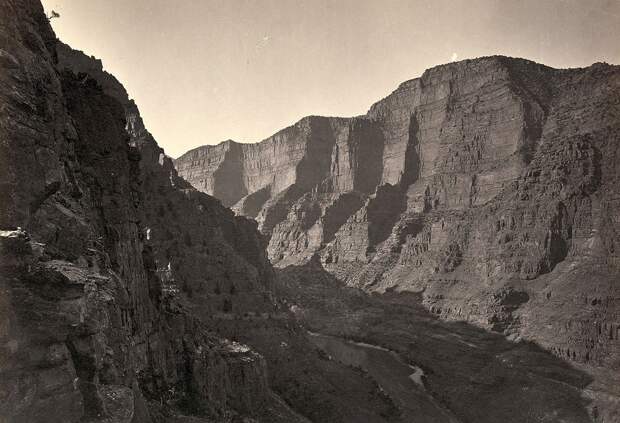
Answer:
0;1;293;421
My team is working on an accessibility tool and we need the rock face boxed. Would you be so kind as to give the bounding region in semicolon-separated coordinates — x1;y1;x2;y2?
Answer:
0;2;302;422
176;57;620;375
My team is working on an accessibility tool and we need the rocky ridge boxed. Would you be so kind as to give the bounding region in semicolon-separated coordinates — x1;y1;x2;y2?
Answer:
1;2;327;422
176;56;620;377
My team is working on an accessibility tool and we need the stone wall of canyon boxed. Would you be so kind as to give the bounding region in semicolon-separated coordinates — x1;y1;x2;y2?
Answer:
0;2;305;421
176;56;620;373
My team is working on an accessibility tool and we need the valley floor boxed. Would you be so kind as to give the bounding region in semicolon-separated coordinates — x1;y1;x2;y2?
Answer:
274;260;619;423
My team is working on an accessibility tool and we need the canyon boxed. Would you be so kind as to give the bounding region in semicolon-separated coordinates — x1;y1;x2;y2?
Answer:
174;48;620;380
176;51;620;418
1;0;619;422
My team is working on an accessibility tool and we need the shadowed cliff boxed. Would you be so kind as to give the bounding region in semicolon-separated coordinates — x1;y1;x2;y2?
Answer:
1;0;618;421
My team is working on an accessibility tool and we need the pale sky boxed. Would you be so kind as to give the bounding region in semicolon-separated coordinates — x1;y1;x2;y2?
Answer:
42;0;620;158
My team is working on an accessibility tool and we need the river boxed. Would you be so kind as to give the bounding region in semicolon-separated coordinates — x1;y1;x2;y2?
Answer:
307;332;460;423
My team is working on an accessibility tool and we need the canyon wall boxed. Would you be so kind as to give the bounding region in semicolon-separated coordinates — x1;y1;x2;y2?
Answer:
176;57;620;373
0;2;303;421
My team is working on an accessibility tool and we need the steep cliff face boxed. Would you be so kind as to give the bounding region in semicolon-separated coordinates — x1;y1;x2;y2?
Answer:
176;57;620;376
55;41;277;325
0;2;301;422
4;0;620;420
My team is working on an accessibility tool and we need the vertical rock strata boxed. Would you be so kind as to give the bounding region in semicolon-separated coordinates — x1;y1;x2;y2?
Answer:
0;1;301;422
176;56;620;373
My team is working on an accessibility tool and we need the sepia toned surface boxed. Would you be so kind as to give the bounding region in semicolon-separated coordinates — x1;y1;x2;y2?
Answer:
1;0;619;422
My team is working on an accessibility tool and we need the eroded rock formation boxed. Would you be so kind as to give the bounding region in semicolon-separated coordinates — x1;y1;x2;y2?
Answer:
176;56;620;379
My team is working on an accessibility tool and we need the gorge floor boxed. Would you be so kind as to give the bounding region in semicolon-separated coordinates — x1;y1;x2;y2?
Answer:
274;260;619;423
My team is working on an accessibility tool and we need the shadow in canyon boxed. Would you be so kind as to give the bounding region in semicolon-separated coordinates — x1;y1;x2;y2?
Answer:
275;257;595;423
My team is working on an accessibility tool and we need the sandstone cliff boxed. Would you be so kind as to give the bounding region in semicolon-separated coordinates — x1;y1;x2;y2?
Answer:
176;56;620;381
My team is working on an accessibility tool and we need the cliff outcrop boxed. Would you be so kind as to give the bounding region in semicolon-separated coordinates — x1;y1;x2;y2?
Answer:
0;2;301;421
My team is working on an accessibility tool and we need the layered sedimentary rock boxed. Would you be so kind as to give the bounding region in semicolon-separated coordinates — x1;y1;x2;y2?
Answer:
0;2;302;421
176;57;620;378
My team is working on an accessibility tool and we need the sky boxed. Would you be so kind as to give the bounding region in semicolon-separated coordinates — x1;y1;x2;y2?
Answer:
42;0;620;158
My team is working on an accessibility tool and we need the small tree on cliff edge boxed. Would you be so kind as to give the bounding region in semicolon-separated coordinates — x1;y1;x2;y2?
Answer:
46;10;60;21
